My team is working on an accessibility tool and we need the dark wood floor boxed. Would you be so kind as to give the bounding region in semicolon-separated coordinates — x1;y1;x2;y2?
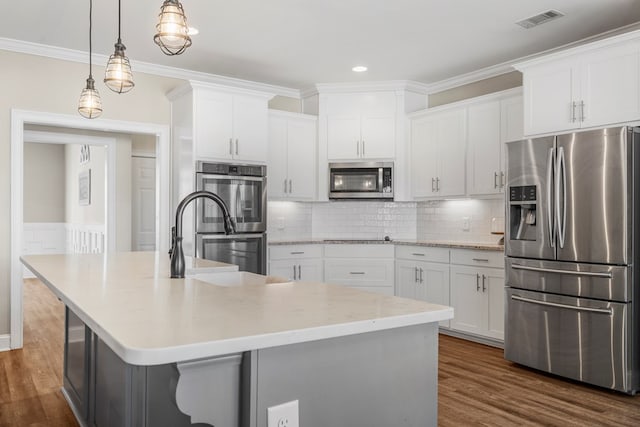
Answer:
0;279;78;426
2;279;640;426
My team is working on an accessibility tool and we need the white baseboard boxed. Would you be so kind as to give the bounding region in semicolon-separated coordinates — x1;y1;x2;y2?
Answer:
0;334;11;351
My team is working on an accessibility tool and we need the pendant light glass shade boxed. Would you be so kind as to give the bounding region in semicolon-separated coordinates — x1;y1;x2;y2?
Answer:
105;44;134;93
105;0;134;93
154;0;192;55
78;0;102;119
78;77;103;119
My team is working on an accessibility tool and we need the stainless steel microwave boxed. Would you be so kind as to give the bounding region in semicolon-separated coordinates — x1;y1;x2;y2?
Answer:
328;162;393;200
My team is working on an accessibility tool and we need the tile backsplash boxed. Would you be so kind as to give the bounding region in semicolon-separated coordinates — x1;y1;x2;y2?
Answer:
268;198;505;243
417;199;504;243
312;201;417;240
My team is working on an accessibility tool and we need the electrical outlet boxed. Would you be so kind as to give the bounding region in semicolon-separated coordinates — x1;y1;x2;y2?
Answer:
462;216;471;231
276;216;285;230
267;400;299;427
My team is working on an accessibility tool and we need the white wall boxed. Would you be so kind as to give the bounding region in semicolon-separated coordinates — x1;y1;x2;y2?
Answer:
23;143;66;223
65;144;106;226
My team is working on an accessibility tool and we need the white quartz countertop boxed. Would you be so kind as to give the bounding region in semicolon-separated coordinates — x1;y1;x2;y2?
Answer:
21;252;453;367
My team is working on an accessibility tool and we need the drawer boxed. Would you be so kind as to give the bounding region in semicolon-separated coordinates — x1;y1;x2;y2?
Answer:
324;244;394;259
269;245;323;260
450;249;504;269
395;246;449;263
324;259;394;286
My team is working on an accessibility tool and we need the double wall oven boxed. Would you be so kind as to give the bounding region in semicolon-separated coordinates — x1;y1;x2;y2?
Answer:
195;161;267;274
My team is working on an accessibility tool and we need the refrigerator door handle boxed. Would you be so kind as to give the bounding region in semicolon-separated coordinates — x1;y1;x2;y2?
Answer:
556;147;567;248
511;295;612;315
547;147;556;248
511;263;613;278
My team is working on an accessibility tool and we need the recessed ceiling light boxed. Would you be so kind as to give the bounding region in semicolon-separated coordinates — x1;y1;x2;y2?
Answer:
352;66;368;73
188;27;199;36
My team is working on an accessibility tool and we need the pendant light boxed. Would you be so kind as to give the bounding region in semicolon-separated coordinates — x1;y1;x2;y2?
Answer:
78;0;102;119
153;0;192;55
104;0;134;93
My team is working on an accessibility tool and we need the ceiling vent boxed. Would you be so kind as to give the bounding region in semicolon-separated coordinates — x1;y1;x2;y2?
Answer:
516;10;565;29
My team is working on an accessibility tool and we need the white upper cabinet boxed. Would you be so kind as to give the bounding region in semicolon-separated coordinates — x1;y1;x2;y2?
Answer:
170;82;271;165
326;92;396;160
467;100;502;195
410;108;466;199
268;111;317;201
517;33;640;136
467;92;523;196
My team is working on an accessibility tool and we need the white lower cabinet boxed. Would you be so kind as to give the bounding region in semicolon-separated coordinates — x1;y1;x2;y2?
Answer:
268;245;323;282
324;244;394;295
449;265;504;341
395;246;450;327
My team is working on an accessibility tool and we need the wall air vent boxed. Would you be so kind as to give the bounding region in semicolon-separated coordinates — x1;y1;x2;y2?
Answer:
516;10;565;29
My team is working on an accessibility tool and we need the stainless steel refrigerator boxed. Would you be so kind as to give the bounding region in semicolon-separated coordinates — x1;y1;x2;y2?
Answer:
504;126;640;394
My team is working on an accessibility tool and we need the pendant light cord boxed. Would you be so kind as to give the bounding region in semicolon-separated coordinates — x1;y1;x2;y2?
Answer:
117;0;122;43
89;0;93;79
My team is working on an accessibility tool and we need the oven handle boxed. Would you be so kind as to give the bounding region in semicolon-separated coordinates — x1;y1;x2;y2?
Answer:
198;173;265;182
199;233;264;240
510;295;613;315
511;264;612;278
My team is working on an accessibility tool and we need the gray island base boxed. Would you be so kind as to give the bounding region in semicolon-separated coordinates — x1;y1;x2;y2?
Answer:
64;309;438;427
21;252;450;427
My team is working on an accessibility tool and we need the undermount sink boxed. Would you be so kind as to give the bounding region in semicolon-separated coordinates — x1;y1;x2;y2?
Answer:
190;271;290;287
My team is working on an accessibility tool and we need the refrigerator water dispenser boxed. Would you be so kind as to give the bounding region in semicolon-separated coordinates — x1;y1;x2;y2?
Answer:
509;185;537;241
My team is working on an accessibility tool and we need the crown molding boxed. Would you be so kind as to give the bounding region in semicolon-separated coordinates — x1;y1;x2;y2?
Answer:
513;25;640;71
428;22;640;93
301;80;430;98
0;37;300;99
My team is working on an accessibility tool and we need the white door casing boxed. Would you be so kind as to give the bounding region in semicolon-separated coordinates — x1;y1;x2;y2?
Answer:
10;109;170;350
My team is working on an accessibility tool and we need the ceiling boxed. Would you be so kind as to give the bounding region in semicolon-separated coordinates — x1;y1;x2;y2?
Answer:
2;1;640;91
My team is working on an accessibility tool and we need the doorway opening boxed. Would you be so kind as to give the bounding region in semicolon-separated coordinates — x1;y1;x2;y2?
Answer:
10;109;170;350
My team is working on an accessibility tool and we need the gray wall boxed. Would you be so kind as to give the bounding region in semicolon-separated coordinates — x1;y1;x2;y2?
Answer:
429;71;522;107
23;142;66;223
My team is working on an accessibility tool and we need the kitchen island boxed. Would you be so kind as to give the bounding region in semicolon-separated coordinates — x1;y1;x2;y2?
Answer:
21;251;453;427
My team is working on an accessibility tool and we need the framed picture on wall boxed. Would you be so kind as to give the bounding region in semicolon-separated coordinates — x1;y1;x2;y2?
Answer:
79;169;91;206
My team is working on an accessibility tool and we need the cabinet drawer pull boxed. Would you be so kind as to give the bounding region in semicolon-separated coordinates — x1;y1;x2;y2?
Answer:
290;251;305;255
411;253;425;257
482;274;486;292
494;172;498;189
472;258;489;262
229;138;233;155
476;273;480;291
293;265;297;280
235;139;239;155
415;267;419;283
298;265;302;280
349;272;365;275
284;179;288;193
